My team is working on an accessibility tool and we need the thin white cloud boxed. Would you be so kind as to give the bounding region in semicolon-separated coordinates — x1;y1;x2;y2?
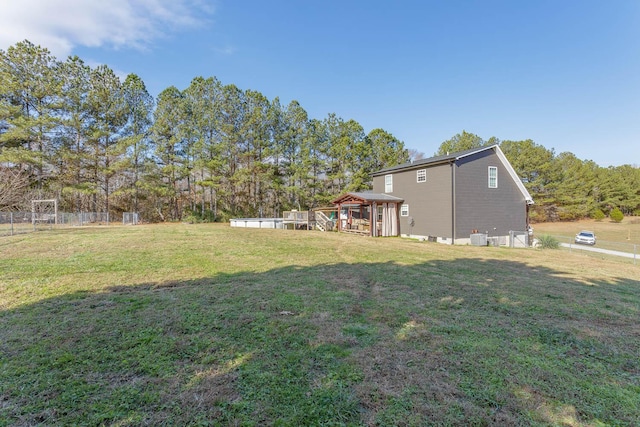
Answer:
0;0;214;58
213;45;236;55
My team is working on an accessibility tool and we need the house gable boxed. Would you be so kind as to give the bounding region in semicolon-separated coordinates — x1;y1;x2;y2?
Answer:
453;145;533;205
454;148;530;238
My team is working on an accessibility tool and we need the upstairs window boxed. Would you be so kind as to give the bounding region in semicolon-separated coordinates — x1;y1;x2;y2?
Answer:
385;174;393;193
488;166;498;188
416;169;426;183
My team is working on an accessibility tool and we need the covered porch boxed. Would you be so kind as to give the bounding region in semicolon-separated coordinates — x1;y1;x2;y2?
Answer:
332;192;404;237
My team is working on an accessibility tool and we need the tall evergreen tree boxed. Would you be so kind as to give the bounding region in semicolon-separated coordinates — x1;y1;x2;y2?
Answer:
218;84;245;215
306;118;330;206
183;76;225;219
241;89;273;217
56;56;92;212
280;100;311;210
152;86;188;220
341;119;369;192
367;128;409;171
86;65;127;215
0;40;61;190
324;113;349;195
548;153;599;220
500;139;556;221
122;73;154;214
598;165;640;215
435;130;490;156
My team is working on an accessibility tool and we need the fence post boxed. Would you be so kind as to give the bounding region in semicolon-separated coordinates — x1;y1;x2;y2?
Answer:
10;212;13;236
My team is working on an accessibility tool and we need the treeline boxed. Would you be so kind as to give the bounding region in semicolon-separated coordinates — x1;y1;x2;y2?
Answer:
0;41;409;221
437;131;640;222
2;41;639;223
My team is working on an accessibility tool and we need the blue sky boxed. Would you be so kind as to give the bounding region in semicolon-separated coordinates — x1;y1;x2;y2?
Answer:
1;0;639;167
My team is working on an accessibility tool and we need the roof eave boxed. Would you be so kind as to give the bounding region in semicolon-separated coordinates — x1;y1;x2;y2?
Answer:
371;158;454;176
494;145;534;204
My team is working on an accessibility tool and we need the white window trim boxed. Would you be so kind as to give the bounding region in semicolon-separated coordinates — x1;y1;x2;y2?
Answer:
400;204;409;217
416;169;426;183
488;166;498;188
384;174;393;193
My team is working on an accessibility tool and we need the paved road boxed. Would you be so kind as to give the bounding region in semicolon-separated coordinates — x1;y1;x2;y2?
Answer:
560;243;638;260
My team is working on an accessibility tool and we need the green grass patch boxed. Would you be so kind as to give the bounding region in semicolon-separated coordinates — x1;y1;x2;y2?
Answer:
1;224;639;425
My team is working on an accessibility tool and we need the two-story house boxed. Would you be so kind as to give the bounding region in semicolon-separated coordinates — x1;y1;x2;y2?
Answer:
369;144;534;244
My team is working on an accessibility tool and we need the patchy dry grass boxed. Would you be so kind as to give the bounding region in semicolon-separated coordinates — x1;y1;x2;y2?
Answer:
1;224;639;426
534;216;640;242
534;216;640;249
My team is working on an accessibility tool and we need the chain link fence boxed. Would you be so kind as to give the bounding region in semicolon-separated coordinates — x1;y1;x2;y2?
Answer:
122;212;139;225
0;212;127;237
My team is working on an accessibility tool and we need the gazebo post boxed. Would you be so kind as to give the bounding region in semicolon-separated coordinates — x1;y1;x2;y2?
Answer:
372;202;377;237
368;202;373;236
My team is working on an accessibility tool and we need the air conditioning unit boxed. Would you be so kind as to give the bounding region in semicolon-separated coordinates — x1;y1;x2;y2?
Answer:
470;233;487;246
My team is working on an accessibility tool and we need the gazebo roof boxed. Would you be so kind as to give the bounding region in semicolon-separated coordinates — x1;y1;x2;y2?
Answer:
332;192;404;205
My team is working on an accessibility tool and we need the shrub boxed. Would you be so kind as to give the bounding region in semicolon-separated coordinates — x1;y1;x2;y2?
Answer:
593;209;605;221
183;207;219;223
610;207;624;223
537;234;560;249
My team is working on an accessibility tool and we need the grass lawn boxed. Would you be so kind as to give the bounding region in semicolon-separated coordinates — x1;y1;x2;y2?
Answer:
1;224;639;426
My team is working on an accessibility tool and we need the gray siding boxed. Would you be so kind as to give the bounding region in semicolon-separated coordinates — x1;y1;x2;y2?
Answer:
454;150;527;238
373;163;453;238
372;175;386;194
372;146;529;242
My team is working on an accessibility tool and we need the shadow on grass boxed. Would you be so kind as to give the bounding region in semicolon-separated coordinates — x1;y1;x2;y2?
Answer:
1;259;639;426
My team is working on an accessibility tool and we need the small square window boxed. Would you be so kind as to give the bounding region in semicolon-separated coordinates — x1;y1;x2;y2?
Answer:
416;169;426;183
400;204;409;217
488;166;498;188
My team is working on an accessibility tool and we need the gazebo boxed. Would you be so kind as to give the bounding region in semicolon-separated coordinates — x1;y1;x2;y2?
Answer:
332;192;404;237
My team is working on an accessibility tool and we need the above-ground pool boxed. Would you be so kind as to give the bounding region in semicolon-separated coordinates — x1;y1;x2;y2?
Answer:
229;218;284;229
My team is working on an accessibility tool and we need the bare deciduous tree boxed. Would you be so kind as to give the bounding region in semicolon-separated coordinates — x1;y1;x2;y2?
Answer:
0;167;30;211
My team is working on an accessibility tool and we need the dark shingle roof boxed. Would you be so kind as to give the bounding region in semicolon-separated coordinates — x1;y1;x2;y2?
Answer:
332;192;404;204
349;192;404;202
372;145;496;176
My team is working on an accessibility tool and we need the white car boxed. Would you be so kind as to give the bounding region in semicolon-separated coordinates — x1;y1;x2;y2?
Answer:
575;230;596;245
